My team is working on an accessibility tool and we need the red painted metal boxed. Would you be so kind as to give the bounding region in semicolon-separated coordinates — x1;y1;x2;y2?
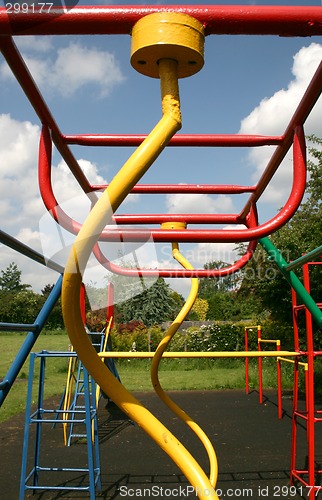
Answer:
302;263;315;496
240;61;322;218
64;134;283;148
92;239;257;278
38;123;258;278
257;326;263;405
290;260;322;499
80;283;86;326
1;6;322;37
112;214;242;225
257;330;282;417
92;184;256;195
245;327;249;395
106;283;114;330
38;123;307;243
4;25;321;245
3;6;322;495
0;37;94;198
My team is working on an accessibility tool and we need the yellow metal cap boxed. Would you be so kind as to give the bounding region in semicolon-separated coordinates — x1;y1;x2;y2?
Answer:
131;12;204;79
161;222;187;230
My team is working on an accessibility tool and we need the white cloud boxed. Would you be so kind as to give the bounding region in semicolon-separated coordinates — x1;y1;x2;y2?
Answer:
0;113;123;290
14;36;53;53
166;192;234;214
239;43;322;205
1;41;125;98
0;114;39;177
53;42;125;97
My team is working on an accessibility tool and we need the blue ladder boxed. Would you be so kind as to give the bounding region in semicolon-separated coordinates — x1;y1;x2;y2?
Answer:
67;359;96;446
19;351;101;499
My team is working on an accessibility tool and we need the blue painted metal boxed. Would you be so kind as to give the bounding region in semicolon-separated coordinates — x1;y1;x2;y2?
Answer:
0;275;62;405
19;351;101;499
0;323;38;332
0;228;63;274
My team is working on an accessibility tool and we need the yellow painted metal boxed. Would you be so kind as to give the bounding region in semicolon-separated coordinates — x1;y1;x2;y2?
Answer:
277;356;308;370
98;350;299;359
258;339;281;345
62;56;217;498
96;316;114;406
151;240;218;487
131;12;204;78
161;221;187;230
62;346;77;446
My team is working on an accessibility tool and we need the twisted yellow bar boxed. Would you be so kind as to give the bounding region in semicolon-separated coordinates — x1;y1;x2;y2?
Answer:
151;242;218;488
62;58;218;499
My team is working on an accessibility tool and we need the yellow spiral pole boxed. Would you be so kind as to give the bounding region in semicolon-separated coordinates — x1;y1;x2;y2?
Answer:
62;13;218;498
151;236;218;487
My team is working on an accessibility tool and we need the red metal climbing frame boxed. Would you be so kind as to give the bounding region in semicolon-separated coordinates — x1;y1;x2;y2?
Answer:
1;4;322;498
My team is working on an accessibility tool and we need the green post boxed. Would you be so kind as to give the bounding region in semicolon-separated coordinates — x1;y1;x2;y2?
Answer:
259;237;322;328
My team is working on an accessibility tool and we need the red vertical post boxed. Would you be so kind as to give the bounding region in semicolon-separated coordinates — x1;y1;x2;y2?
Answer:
106;282;114;329
257;325;263;404
303;262;315;496
290;358;299;485
80;283;86;326
291;288;300;352
277;341;282;419
245;327;249;394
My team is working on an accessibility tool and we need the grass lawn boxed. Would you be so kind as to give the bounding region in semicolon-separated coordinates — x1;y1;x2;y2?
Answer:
0;331;295;423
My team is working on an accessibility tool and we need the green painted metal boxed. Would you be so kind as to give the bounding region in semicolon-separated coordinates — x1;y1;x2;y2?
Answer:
259;237;322;328
284;244;322;272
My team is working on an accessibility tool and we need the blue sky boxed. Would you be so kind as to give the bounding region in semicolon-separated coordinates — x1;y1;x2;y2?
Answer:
0;0;322;302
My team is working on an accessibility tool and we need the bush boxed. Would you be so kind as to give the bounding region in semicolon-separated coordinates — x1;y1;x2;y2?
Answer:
109;319;297;355
112;324;163;352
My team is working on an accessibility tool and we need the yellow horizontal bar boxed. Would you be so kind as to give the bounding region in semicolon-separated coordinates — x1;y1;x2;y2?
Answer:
99;351;299;359
258;339;280;345
277;357;308;369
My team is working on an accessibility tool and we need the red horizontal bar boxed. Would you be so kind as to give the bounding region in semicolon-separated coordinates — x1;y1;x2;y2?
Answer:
1;6;322;36
92;184;256;195
113;214;241;225
64;134;283;148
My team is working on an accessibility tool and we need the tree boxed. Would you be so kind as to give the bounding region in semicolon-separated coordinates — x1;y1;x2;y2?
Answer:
237;135;322;323
116;278;177;327
199;260;237;298
41;284;54;297
0;265;64;328
191;297;209;321
0;262;30;292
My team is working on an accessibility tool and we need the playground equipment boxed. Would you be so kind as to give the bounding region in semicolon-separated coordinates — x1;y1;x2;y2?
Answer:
1;4;322;499
20;351;101;498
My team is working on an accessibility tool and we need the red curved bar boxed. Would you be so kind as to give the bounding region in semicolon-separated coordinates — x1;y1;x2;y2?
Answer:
38;125;245;230
39;125;258;278
39;124;306;243
89;125;306;243
92;239;258;279
1;6;322;37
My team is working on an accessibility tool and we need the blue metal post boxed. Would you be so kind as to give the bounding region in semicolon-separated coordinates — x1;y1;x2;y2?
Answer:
0;275;62;405
19;353;35;499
